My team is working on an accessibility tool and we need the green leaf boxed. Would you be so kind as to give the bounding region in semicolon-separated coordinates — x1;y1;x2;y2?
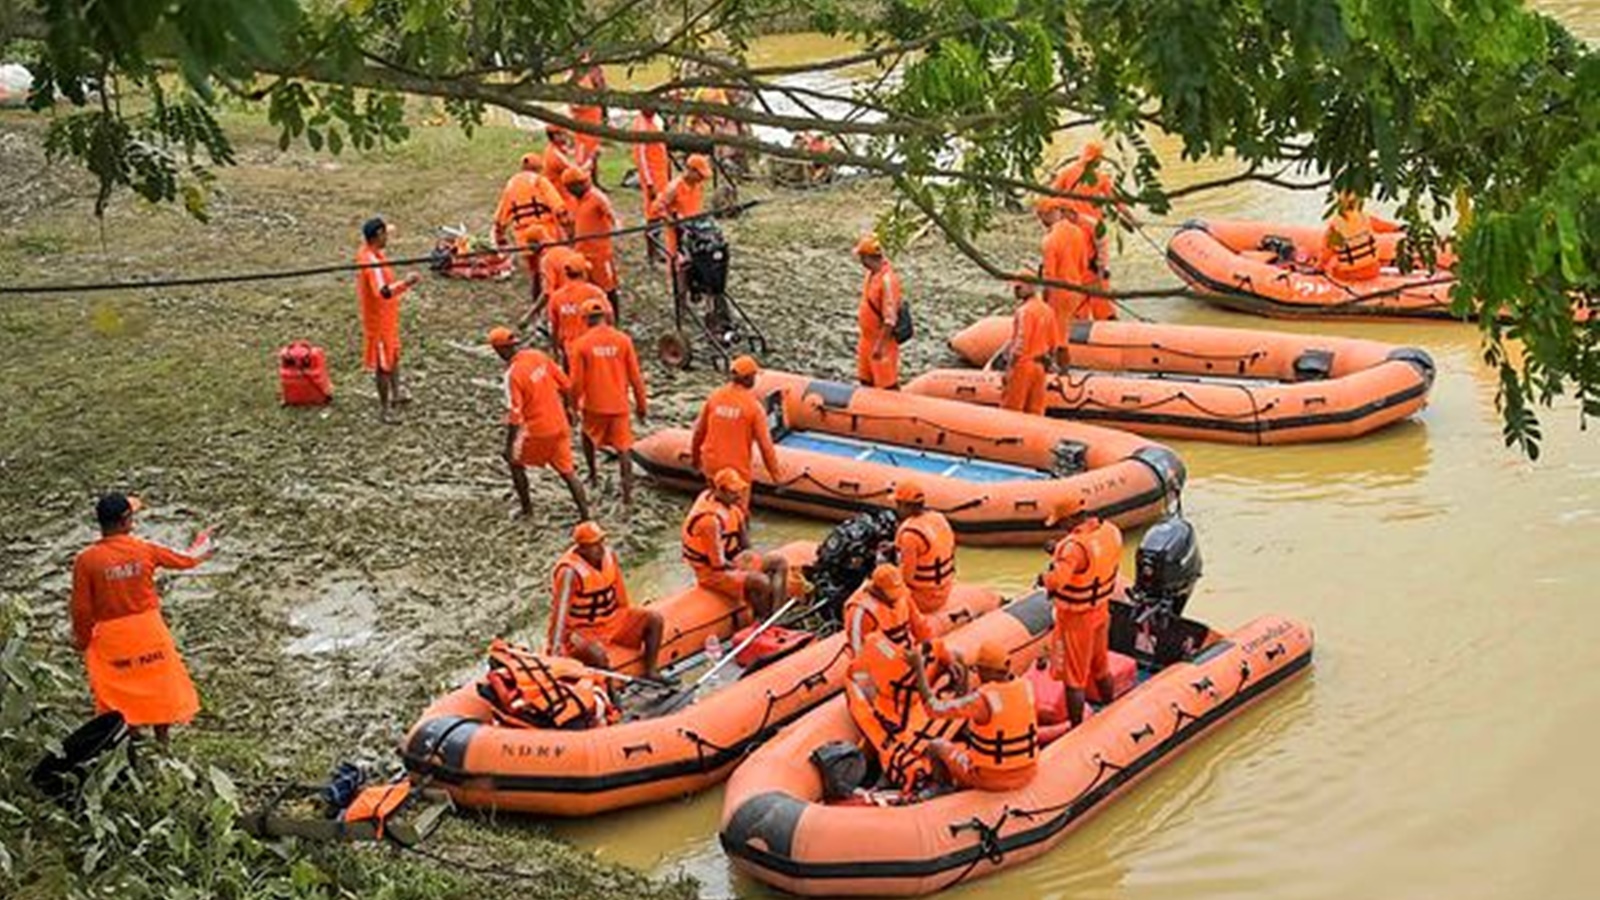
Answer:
207;767;239;811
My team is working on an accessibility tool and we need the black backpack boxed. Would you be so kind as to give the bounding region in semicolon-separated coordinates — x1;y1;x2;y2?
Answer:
891;299;915;344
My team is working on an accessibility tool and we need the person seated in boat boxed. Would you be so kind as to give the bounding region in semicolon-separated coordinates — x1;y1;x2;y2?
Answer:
891;480;956;615
681;468;787;620
481;638;615;730
1043;502;1121;727
910;640;1039;793
844;564;932;655
1318;190;1403;282
846;631;967;795
548;521;666;681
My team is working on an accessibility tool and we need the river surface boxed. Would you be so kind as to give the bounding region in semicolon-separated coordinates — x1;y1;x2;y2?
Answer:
556;5;1600;897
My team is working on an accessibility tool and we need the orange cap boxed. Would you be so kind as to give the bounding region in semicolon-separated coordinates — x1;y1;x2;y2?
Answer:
892;480;925;504
713;468;749;494
854;233;883;257
580;298;608;318
563;254;592;275
1081;141;1104;162
869;563;905;595
1044;498;1082;527
573;520;606;545
1034;195;1070;215
487;326;518;348
730;355;759;377
520;152;541;172
686;154;712;177
561;166;591;188
974;641;1007;673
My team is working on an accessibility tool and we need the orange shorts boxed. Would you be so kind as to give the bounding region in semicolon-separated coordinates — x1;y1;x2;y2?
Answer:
1001;360;1048;416
856;339;900;390
582;411;634;451
931;740;1037;792
693;561;758;602
362;332;400;372
561;607;652;661
1050;605;1110;689
514;430;575;474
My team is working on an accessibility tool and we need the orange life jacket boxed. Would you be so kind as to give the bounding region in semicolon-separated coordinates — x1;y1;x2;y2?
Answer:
1046;519;1122;607
1328;211;1379;268
680;490;747;570
479;638;600;729
849;631;921;729
898;512;956;595
342;780;414;838
551;547;624;630
844;587;913;647
964;677;1038;773
848;681;962;793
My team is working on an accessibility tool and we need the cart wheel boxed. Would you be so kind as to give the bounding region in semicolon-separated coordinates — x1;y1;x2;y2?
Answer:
657;332;692;370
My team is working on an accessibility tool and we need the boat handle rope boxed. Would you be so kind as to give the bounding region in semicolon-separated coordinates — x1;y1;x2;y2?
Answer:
942;810;1011;889
1169;700;1201;733
1047;377;1278;424
811;405;1025;447
1007;752;1128;823
678;638;851;767
1072;340;1269;366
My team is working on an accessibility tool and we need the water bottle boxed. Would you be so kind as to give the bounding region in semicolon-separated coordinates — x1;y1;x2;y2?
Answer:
702;634;732;691
704;633;724;664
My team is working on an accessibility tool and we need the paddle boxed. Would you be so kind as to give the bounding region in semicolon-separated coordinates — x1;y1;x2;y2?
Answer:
635;593;806;719
582;665;678;692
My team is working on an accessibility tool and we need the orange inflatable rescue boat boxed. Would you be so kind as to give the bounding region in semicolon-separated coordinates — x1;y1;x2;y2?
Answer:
1166;218;1460;320
401;540;1005;817
916;318;1434;444
631;371;1186;546
721;519;1314;896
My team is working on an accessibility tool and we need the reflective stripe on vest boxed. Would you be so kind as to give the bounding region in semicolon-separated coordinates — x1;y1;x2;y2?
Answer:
846;591;912;646
964;678;1038;771
1047;521;1120;606
554;549;621;627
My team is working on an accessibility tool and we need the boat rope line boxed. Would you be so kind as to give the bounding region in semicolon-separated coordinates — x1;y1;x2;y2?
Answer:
808;404;1026;447
1046;376;1279;426
680;637;850;767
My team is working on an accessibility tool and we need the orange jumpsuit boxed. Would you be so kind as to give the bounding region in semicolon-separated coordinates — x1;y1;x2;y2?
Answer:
681;490;759;602
690;383;781;484
355;244;411;372
896;511;956;614
1052;155;1118;319
1045;519;1122;689
857;260;902;389
568;322;647;452
71;534;203;725
546;281;612;359
1041;217;1095;344
505;348;574;473
544;141;583;209
652;174;704;260
549;546;651;660
632;112;671;219
1002;294;1057;414
493;171;569;279
570;187;620;293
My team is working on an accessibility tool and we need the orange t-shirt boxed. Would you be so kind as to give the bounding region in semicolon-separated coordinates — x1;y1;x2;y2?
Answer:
631;113;671;202
1012;295;1057;363
504;348;571;438
71;534;202;650
494;172;567;244
547;281;612;352
570;188;618;269
858;260;902;344
691;383;781;481
539;245;589;300
569;323;647;417
355;245;408;342
1042;218;1094;328
652;175;704;221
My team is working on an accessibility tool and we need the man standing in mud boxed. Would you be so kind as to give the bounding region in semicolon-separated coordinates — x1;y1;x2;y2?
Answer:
71;493;215;748
355;217;421;424
491;326;591;520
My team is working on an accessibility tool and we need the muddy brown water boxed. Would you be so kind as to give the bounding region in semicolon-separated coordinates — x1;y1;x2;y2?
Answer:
548;5;1600;898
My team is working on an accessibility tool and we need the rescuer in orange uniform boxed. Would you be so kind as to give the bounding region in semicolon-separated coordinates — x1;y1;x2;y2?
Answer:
568;299;648;506
1043;502;1122;727
494;154;571;305
568;55;607;177
689;356;783;498
680;468;789;620
355;217;421;425
562;166;621;316
1001;279;1057;415
854;233;903;390
70;493;215;746
651;153;711;264
631;106;672;264
1037;198;1096;362
543;125;585;209
1051;141;1129;319
911;639;1039;792
1319;191;1403;282
548;521;664;680
491;326;590;520
545;256;613;364
892;480;956;615
844;564;932;655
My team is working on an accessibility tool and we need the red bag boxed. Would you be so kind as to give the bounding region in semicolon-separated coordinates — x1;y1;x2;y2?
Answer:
731;624;815;672
279;341;333;406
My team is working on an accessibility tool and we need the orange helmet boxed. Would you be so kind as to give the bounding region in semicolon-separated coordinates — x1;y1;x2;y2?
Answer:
712;468;749;495
892;480;925;504
573;521;607;545
487;326;518;348
520;152;541;172
974;640;1007;673
580;298;608;318
729;355;759;378
854;233;883;257
869;563;906;596
686;154;713;178
562;254;592;276
561;166;591;188
1044;498;1083;528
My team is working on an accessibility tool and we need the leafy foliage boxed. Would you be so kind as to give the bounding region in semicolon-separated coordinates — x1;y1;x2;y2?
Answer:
5;0;1598;450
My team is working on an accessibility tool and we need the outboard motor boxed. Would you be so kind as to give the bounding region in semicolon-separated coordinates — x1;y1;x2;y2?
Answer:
1133;514;1202;617
680;219;730;295
806;509;898;622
